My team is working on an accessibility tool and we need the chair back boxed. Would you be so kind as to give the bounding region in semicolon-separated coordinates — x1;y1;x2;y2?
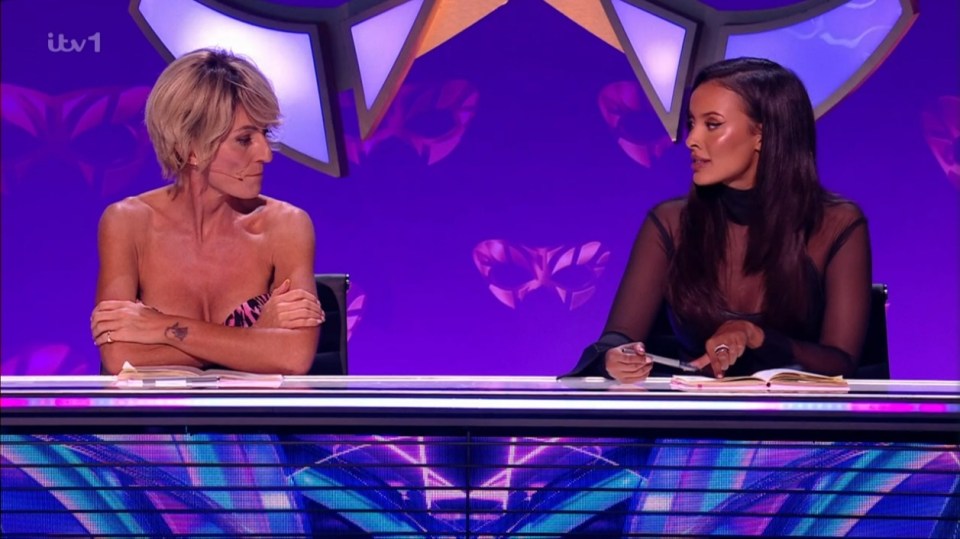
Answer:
853;283;890;379
312;273;349;375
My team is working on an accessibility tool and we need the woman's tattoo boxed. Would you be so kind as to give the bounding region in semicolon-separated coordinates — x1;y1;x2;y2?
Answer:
165;322;188;341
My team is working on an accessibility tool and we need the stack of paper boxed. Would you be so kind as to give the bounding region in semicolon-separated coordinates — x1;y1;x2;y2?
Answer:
115;362;284;389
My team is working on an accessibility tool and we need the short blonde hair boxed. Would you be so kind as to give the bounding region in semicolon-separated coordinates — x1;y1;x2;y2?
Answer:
145;48;280;182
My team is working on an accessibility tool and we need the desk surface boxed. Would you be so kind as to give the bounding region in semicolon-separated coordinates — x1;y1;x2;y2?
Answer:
2;375;958;440
3;374;958;392
4;376;957;538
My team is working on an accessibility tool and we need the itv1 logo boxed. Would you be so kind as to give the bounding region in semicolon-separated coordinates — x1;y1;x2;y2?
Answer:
47;32;101;53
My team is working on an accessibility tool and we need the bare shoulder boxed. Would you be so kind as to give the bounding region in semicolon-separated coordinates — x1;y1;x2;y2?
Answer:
99;189;165;231
261;197;313;226
260;197;315;240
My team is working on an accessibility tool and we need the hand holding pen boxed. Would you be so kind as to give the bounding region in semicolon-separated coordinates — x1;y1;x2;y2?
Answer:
604;342;654;383
618;346;700;373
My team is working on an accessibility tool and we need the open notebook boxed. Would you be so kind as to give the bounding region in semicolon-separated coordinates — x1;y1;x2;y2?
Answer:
670;368;849;392
114;362;284;389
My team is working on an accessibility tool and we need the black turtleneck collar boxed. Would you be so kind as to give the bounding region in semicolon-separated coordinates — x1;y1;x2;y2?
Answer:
696;184;759;225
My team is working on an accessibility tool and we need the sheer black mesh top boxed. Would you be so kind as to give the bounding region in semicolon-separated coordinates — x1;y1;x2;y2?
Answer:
566;186;872;378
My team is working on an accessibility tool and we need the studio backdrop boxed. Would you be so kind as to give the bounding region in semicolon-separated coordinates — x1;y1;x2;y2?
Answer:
1;0;957;379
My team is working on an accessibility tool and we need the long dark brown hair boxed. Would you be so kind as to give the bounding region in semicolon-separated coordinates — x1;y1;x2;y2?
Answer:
667;57;828;336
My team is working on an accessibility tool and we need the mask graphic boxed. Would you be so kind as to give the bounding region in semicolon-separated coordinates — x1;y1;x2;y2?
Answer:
598;81;673;167
473;240;611;311
341;79;478;166
346;282;367;341
785;2;899;51
1;84;152;198
922;95;959;188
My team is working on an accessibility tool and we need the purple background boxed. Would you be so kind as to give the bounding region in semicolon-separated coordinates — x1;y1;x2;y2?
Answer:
1;0;957;379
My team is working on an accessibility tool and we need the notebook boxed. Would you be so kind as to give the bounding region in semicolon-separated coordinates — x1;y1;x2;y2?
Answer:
670;368;849;392
114;362;284;389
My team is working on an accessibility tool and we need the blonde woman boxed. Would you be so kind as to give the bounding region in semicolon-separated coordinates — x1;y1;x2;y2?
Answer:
91;49;323;375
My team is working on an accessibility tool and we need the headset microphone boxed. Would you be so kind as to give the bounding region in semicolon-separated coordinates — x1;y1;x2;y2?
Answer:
210;168;245;180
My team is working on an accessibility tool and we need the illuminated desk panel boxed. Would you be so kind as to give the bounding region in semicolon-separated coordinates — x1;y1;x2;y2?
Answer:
2;376;958;538
2;376;958;437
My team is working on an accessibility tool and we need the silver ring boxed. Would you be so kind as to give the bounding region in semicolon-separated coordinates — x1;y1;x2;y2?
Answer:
713;343;730;355
106;331;113;344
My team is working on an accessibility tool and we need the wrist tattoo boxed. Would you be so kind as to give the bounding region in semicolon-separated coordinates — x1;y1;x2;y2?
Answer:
165;322;188;341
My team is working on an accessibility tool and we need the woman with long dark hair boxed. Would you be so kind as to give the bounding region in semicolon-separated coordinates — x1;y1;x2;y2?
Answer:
568;57;871;382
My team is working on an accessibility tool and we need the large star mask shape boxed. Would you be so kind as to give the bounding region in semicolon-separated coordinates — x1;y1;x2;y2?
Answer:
130;0;918;176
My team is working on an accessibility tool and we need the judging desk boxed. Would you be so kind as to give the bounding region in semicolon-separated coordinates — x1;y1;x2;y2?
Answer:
2;376;959;538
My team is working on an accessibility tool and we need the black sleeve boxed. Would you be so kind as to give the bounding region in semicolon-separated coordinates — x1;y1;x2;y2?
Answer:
561;210;672;377
753;216;872;375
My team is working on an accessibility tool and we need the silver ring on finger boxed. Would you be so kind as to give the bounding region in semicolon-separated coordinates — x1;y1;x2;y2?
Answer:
106;331;113;344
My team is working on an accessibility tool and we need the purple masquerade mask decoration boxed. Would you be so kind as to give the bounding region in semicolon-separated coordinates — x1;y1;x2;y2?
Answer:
598;81;673;168
473;240;611;311
341;79;478;166
1;84;151;197
922;95;960;188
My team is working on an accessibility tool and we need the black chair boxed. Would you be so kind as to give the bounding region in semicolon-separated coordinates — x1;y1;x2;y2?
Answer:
644;283;891;379
312;273;350;375
853;284;890;379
